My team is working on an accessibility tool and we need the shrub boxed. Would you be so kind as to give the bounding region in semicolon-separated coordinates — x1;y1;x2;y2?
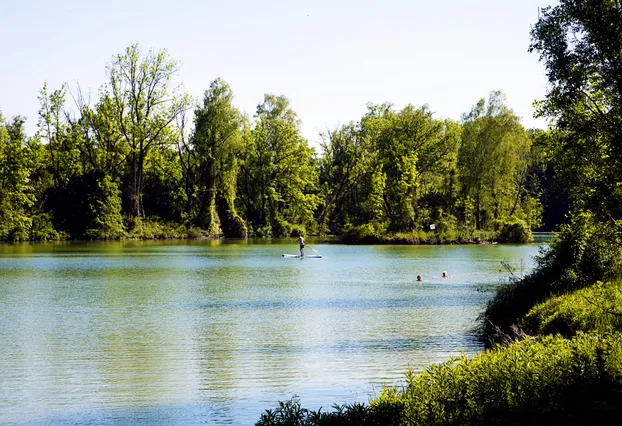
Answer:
255;395;403;426
46;171;125;239
496;218;533;244
126;217;209;240
339;223;383;244
29;212;63;241
381;333;622;426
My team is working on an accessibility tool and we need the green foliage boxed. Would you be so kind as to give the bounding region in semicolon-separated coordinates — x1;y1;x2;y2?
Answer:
530;0;622;224
29;213;63;241
374;333;622;425
142;146;185;221
183;78;247;237
339;223;385;244
495;218;533;244
0;115;34;240
525;280;622;337
481;212;622;344
0;44;556;242
238;94;318;237
104;43;190;217
255;395;403;426
125;216;205;239
458;92;533;230
46;171;124;239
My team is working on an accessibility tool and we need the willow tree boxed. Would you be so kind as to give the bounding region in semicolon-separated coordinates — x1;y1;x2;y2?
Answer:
182;78;246;237
458;92;532;229
105;43;190;218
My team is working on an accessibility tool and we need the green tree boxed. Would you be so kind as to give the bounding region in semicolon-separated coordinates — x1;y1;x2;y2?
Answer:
37;83;83;187
185;78;246;236
105;43;190;218
458;92;532;229
317;123;375;233
239;94;318;236
530;0;622;223
0;113;34;240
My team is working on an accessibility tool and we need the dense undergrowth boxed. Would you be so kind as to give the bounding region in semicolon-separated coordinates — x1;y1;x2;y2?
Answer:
337;218;532;245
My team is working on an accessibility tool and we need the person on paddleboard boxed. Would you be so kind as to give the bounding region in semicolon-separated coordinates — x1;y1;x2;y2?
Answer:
299;234;305;256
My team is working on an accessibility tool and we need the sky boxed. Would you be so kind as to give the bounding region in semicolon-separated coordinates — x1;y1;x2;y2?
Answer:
0;0;553;148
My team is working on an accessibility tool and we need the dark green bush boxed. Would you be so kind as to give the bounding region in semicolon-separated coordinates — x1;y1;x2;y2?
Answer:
255;395;403;426
339;223;383;244
46;171;125;239
496;218;533;243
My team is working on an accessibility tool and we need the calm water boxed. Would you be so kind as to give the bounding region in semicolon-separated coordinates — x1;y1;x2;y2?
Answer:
0;239;546;425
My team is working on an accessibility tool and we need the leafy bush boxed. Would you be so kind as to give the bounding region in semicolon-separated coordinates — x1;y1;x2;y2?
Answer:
29;212;63;241
271;217;306;238
126;217;209;240
46;171;125;239
377;333;622;426
480;212;622;344
524;280;622;337
495;218;533;243
339;223;384;244
255;395;403;426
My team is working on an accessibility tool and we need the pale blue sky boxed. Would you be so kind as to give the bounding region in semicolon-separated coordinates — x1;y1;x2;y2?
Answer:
1;0;552;146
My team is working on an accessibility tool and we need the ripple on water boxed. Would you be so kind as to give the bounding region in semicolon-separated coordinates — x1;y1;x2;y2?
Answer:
0;240;544;425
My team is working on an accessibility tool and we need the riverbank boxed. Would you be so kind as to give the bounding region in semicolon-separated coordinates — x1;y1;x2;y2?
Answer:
257;278;622;425
3;217;554;246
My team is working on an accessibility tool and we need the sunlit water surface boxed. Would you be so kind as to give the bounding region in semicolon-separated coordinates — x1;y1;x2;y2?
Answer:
0;239;546;425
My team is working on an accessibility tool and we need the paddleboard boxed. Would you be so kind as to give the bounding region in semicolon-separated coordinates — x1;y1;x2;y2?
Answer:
282;254;322;258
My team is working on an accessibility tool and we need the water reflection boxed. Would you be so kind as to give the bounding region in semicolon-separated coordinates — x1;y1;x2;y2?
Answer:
0;240;544;425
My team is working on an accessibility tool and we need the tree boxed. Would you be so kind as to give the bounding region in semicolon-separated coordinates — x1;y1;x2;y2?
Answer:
0;113;34;240
238;95;318;236
364;104;461;231
317;123;375;233
37;83;82;187
185;78;246;236
530;0;622;223
105;43;190;218
458;92;532;229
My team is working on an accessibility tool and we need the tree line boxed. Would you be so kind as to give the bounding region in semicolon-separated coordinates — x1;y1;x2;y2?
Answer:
0;43;565;241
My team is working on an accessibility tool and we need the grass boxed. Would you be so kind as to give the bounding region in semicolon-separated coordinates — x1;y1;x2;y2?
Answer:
524;280;622;337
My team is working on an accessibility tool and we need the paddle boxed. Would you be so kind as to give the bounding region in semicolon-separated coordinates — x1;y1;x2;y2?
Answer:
309;246;321;256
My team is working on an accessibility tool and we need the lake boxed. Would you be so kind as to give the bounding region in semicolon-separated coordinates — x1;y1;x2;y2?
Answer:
0;239;546;425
